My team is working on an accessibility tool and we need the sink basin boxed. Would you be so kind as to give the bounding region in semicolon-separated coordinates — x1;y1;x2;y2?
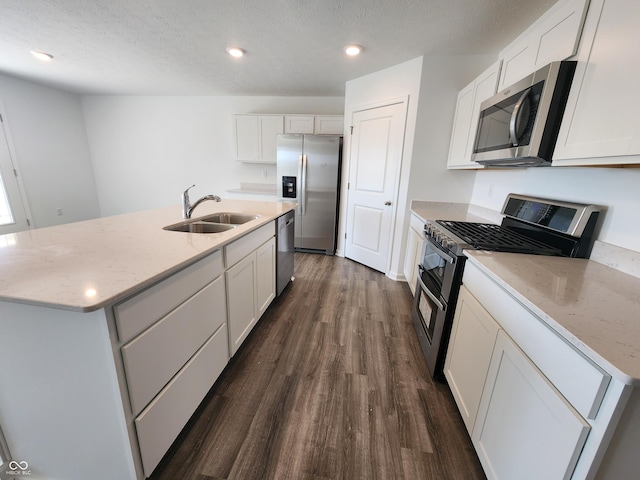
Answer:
163;222;236;234
198;212;259;224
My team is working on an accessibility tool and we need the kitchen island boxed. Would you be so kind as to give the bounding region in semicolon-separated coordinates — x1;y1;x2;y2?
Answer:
0;199;296;480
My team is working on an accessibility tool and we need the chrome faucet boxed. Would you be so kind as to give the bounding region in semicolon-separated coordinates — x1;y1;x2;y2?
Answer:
182;185;221;219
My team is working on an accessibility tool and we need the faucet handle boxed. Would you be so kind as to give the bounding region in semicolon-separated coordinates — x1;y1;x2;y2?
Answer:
183;184;196;197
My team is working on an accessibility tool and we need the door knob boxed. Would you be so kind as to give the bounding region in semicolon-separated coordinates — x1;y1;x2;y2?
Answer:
385;201;392;206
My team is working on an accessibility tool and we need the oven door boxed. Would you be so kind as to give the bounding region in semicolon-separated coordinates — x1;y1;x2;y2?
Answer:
413;265;449;379
421;235;457;300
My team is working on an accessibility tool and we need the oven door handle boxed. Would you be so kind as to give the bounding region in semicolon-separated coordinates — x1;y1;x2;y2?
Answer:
424;234;456;264
417;265;446;312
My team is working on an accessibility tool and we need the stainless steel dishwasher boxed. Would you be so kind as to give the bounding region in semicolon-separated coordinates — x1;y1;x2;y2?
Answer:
276;210;295;296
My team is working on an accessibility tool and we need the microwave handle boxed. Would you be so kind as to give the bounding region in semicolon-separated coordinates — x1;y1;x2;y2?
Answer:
509;88;531;146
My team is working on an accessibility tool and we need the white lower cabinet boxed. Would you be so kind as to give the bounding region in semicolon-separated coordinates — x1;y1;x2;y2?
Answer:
402;213;424;295
256;237;276;316
472;330;590;480
447;260;640;480
444;286;500;433
135;324;229;477
227;251;258;355
225;223;276;355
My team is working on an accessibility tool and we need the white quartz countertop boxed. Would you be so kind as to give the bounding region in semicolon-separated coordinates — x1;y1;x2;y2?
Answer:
0;199;296;312
465;250;640;385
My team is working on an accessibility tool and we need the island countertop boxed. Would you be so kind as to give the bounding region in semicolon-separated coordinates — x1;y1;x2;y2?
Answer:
0;199;296;312
465;250;640;385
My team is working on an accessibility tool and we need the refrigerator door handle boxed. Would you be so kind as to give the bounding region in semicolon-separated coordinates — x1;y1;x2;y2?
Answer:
301;154;308;215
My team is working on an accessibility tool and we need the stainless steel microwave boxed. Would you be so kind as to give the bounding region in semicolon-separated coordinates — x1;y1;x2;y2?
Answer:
471;61;576;167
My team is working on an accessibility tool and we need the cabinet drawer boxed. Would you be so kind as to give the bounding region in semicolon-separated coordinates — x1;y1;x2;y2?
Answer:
135;324;229;477
409;212;424;234
463;262;610;419
122;276;226;415
225;222;275;267
115;250;224;342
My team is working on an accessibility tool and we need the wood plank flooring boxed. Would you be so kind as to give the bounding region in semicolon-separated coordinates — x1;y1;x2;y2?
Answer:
149;253;486;480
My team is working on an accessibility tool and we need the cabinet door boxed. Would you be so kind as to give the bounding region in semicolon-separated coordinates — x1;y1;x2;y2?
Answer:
472;331;590;480
446;82;475;168
447;61;501;169
256;237;276;317
233;115;283;163
553;0;640;165
226;252;257;355
314;115;344;135
444;286;500;433
284;115;314;134
258;115;284;163
498;0;589;89
402;226;422;296
233;115;259;161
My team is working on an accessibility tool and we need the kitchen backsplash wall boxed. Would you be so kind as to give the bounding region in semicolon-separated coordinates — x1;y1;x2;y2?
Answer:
81;95;344;217
470;167;640;253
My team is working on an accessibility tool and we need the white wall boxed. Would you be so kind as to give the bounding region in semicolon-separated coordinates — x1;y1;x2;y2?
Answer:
470;167;640;253
81;96;344;216
0;74;100;228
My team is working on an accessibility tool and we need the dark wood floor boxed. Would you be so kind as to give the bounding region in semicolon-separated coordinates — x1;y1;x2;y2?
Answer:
149;253;486;480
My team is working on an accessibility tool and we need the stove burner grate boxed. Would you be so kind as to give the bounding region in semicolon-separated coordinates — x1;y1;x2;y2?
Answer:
437;220;562;255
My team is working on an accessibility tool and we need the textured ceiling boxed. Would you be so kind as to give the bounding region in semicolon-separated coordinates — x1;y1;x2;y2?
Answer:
0;0;557;96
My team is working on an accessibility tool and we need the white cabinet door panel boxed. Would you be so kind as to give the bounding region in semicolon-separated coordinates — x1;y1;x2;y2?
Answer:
473;331;590;480
226;253;257;355
553;0;640;165
256;237;275;317
444;286;500;433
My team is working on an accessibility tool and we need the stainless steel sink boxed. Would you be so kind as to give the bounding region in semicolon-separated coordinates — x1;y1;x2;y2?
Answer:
198;212;259;224
163;221;236;233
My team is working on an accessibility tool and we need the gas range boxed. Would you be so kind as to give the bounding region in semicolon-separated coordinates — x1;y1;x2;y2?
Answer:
413;194;601;379
424;193;602;259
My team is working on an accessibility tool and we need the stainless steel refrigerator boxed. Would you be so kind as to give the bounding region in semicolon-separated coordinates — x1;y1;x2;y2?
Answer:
276;134;342;254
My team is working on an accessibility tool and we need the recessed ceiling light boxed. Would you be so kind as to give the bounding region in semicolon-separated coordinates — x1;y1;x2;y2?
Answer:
30;51;54;62
226;47;245;58
344;45;363;56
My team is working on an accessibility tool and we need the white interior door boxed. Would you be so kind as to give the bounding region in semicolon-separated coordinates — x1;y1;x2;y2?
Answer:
344;101;406;273
0;114;30;235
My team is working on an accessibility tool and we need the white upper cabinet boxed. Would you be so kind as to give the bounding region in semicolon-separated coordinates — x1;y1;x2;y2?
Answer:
284;115;315;134
553;0;640;166
314;115;344;135
447;60;502;169
497;0;590;89
284;115;344;135
233;114;284;163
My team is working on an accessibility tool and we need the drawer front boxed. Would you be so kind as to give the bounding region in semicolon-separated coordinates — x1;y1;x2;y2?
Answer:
122;276;226;415
463;262;610;419
225;221;275;267
135;324;229;477
410;212;424;234
115;250;224;342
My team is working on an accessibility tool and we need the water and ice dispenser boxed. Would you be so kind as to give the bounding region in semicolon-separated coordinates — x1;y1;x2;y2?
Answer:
282;176;297;198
